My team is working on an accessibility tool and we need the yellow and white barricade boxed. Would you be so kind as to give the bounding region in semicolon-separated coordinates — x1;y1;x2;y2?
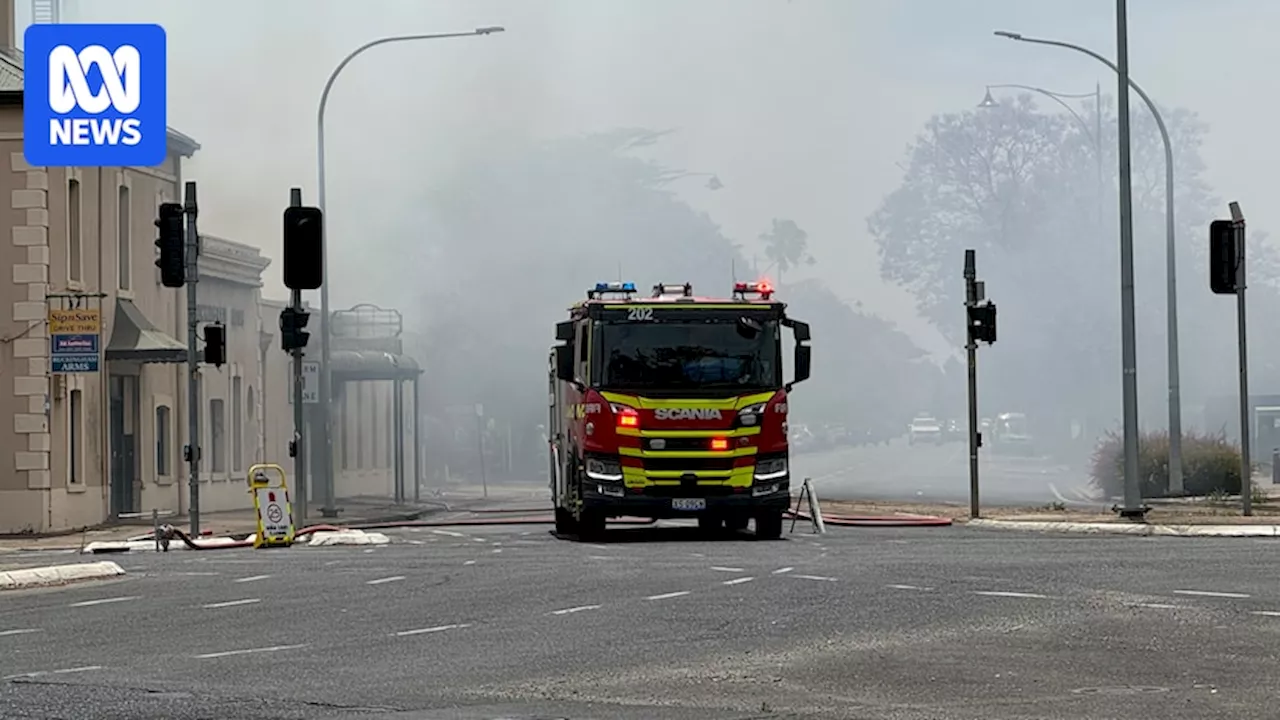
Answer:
247;463;295;548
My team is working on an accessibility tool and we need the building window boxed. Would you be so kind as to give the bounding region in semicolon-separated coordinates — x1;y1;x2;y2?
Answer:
232;376;243;472
117;184;131;290
155;405;171;477
69;389;83;484
210;398;225;473
67;178;82;282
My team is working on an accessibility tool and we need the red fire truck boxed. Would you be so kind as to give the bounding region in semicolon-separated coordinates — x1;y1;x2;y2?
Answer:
547;280;812;540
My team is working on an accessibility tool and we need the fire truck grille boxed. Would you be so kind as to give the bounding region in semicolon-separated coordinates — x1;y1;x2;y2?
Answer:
641;456;738;473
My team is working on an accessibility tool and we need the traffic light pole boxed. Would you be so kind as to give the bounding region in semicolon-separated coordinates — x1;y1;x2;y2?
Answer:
1231;202;1251;516
964;250;981;520
183;181;202;536
289;188;308;524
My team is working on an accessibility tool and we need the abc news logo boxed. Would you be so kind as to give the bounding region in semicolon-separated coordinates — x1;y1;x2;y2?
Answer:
48;44;143;147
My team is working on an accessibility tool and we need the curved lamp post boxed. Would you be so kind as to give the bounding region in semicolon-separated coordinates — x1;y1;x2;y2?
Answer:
314;27;506;516
994;29;1185;496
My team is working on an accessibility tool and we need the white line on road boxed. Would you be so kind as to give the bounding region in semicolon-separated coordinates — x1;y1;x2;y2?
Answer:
195;643;309;660
1134;603;1184;610
432;530;466;538
1251;611;1280;617
710;566;745;573
646;591;691;600
394;623;472;637
68;596;139;608
793;574;838;582
3;665;102;681
1174;590;1250;599
887;584;930;591
0;628;41;637
176;571;220;577
235;575;271;584
491;549;503;554
366;575;406;585
463;560;476;566
585;544;608;550
771;567;794;575
202;598;261;609
973;591;1048;599
551;604;601;615
723;577;755;586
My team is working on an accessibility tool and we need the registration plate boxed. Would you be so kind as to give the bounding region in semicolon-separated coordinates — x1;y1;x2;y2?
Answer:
672;498;707;511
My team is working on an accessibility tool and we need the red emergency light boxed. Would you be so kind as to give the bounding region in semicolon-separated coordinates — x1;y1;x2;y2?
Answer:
733;280;774;299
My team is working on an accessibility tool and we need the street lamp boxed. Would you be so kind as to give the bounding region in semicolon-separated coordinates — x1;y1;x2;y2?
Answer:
313;26;506;516
995;27;1185;498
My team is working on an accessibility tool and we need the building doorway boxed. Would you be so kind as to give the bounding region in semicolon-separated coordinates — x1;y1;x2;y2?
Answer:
109;373;140;517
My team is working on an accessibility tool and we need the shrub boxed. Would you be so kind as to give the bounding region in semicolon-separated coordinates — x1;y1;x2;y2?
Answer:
1089;429;1244;498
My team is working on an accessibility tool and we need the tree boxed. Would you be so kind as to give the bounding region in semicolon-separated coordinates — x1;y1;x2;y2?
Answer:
866;92;1270;452
759;218;815;285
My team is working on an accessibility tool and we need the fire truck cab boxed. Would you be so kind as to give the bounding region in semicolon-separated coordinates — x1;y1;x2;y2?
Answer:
548;280;811;540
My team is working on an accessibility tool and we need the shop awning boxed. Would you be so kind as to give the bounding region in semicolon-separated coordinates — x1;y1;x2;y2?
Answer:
105;299;187;364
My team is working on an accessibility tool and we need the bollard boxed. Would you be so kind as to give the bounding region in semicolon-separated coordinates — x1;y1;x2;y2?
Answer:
1273;448;1278;486
152;508;160;553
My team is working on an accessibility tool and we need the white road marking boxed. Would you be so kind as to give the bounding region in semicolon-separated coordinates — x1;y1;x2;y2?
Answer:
472;537;488;543
1174;590;1250;599
586;555;612;560
394;623;472;637
646;591;691;600
491;549;503;554
585;544;608;550
202;598;261;609
366;575;406;585
195;643;308;660
3;665;102;680
551;604;601;615
68;596;139;608
176;571;219;576
409;540;425;545
772;567;794;575
463;560;476;566
362;549;376;554
793;574;837;582
723;577;755;586
1251;611;1280;617
0;628;41;637
710;566;745;573
887;584;930;591
235;574;271;584
973;591;1048;599
1134;603;1184;610
432;530;466;538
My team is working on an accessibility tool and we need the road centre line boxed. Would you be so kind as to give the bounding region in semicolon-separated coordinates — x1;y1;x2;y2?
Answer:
646;591;691;600
551;605;601;615
723;577;755;586
711;566;745;573
1173;589;1250;599
195;644;308;660
0;628;42;637
202;598;260;609
366;576;406;585
1135;603;1184;610
973;590;1048;599
886;584;930;591
1251;611;1280;617
394;623;472;637
68;596;138;608
235;574;271;583
2;665;102;681
772;567;794;575
792;574;837;582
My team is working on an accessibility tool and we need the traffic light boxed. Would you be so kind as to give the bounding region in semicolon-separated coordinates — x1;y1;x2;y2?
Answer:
203;323;226;366
967;301;997;344
283;206;323;291
154;202;185;288
279;306;310;352
1209;219;1239;295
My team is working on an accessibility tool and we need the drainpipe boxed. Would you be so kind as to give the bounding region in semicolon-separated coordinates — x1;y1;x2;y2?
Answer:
97;167;109;522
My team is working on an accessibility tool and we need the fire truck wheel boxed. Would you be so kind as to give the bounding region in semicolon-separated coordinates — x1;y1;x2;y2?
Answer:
754;511;784;540
724;516;749;532
578;510;607;540
554;507;576;535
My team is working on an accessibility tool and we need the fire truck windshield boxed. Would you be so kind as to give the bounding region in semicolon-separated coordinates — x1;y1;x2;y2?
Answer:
596;320;781;392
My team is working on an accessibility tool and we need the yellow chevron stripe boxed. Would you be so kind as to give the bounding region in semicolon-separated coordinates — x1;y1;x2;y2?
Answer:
618;447;756;459
617;426;760;438
600;391;775;411
618;466;754;487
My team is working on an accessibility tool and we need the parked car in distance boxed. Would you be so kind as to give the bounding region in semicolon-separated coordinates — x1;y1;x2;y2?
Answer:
908;416;942;446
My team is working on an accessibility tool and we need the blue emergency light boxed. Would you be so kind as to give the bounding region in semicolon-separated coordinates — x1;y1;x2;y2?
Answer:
594;281;636;292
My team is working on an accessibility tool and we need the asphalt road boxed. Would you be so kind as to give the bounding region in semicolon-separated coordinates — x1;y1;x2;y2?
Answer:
792;439;1098;507
3;521;1279;719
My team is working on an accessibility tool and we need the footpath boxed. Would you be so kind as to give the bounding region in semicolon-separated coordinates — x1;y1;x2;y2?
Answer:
822;496;1280;537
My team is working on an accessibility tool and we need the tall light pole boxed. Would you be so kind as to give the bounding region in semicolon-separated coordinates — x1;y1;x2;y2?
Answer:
995;24;1184;498
314;26;506;516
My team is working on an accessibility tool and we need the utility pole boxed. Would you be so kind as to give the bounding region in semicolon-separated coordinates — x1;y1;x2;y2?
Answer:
963;250;997;519
288;188;308;524
1234;202;1251;516
183;181;202;536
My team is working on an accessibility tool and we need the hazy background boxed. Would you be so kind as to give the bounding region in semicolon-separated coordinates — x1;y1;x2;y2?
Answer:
17;0;1280;487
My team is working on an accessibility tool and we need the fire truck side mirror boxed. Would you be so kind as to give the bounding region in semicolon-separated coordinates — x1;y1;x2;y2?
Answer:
789;320;811;343
791;344;812;387
554;344;575;382
555;321;575;341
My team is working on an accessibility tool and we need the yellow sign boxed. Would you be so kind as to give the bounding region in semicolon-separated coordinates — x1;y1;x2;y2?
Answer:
246;463;295;549
48;308;100;334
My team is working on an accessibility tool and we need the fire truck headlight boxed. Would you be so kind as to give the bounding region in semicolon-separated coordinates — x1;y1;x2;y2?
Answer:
737;403;767;426
585;457;623;482
753;457;788;481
